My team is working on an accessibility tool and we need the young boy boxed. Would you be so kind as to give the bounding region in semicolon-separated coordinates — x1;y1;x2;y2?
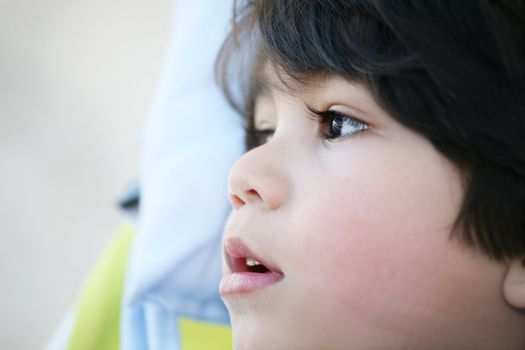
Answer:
217;1;525;349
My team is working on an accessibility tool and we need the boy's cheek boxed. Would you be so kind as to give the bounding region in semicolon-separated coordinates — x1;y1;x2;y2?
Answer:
292;149;463;295
294;191;503;340
296;203;405;315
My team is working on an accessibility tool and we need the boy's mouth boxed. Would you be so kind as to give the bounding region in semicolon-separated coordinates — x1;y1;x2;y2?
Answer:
220;237;284;296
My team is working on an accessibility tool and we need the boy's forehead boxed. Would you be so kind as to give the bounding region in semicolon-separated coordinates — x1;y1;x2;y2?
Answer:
256;64;292;99
255;63;374;113
256;62;328;100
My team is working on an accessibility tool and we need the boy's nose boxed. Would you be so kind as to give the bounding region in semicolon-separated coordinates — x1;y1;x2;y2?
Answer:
228;144;288;211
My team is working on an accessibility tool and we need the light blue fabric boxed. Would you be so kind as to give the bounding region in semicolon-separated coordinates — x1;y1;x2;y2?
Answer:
121;1;244;349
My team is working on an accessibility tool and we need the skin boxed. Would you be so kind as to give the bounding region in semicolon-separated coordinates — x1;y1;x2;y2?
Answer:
222;70;525;349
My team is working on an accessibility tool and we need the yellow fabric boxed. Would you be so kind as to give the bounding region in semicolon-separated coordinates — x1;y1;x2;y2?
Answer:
68;223;134;350
179;318;232;350
67;222;232;349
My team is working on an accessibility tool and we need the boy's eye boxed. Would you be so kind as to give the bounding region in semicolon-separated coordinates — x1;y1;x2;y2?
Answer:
248;128;274;149
308;108;369;141
255;129;274;145
248;108;368;149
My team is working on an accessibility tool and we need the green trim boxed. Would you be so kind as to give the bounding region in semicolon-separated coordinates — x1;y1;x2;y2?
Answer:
68;223;134;350
179;318;232;350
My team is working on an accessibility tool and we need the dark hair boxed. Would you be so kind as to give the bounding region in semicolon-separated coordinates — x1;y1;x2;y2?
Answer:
216;0;525;261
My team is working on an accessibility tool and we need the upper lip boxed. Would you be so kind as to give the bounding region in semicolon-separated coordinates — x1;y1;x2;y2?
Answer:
224;237;283;275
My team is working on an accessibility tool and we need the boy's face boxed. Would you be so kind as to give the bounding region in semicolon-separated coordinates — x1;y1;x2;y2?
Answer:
221;72;524;349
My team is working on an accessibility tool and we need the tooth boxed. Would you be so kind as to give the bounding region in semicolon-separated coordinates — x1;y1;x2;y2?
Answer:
246;257;261;266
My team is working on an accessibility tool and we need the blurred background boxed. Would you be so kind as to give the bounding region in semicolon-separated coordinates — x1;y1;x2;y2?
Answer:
0;0;171;348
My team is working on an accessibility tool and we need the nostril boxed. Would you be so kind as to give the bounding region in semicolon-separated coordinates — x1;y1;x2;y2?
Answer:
230;194;245;210
230;189;263;210
246;189;259;197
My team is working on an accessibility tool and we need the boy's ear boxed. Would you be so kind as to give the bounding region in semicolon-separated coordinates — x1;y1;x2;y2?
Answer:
502;259;525;309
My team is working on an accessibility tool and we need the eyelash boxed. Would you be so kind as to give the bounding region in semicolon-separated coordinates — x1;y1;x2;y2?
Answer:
307;107;369;142
248;107;369;148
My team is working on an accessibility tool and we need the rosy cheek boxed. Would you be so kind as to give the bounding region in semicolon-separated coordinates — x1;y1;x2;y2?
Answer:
297;195;402;315
292;181;462;333
293;181;502;343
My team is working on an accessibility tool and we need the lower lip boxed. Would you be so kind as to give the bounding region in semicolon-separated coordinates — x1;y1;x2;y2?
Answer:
220;271;284;296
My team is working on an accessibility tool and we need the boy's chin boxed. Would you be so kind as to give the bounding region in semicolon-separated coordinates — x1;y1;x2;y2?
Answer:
230;318;271;350
229;312;330;350
229;314;295;350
